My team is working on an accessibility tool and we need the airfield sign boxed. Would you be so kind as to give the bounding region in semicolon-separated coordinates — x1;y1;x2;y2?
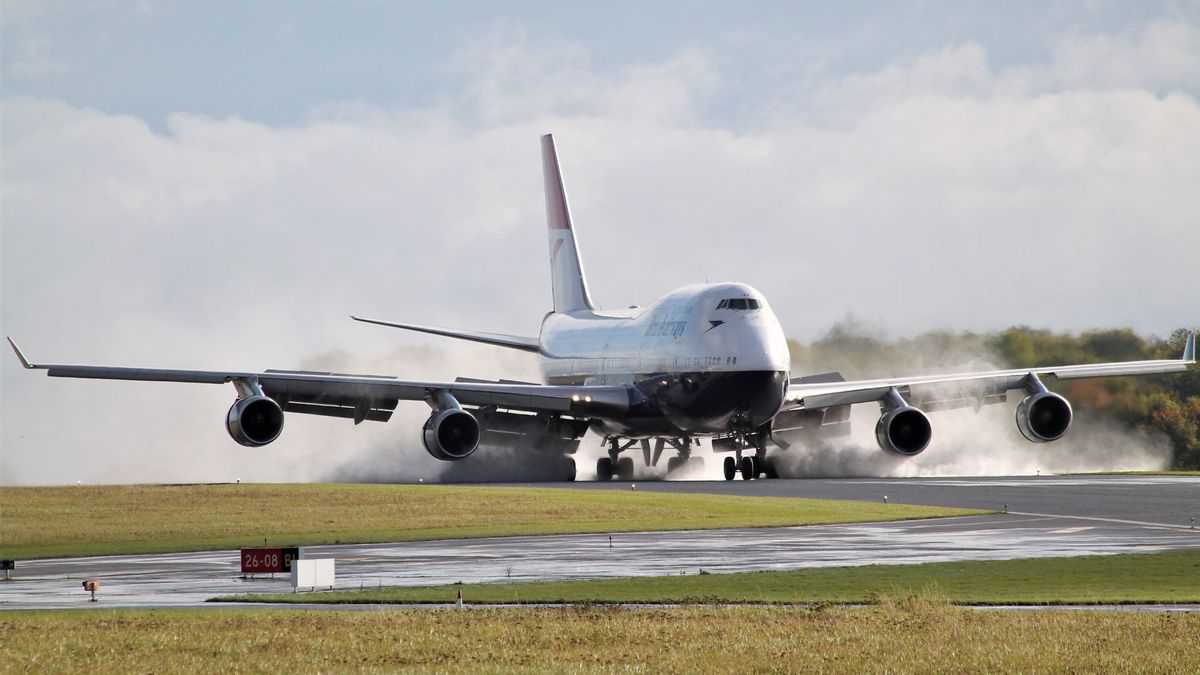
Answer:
240;547;300;575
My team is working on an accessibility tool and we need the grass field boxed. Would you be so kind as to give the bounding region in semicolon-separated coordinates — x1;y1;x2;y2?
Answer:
225;549;1200;606
0;483;978;559
2;601;1197;673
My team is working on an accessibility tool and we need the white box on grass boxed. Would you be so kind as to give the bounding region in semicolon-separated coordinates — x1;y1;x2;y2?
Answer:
291;558;335;590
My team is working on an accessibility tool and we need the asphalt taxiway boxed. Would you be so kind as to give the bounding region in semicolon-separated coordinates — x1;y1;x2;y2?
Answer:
1;476;1197;610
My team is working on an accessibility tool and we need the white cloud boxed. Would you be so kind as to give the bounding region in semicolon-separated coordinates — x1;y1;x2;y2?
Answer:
3;19;1198;484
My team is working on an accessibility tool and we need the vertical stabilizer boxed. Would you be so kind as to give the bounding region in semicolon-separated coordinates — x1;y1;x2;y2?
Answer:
542;134;595;313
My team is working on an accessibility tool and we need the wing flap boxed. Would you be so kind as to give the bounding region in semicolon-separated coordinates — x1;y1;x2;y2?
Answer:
282;401;394;423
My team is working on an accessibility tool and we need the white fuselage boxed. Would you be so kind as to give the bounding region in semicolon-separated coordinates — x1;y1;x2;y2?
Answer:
538;282;791;385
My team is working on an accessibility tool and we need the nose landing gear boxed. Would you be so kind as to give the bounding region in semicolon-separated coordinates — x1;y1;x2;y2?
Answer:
740;456;757;480
718;431;773;480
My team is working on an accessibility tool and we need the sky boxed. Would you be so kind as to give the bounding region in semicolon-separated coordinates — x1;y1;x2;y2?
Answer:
2;1;1198;484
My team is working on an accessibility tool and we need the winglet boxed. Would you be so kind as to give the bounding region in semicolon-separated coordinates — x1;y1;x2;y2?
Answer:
6;337;37;369
1184;330;1197;364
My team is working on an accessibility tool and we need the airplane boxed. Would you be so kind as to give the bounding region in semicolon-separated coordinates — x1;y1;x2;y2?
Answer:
7;134;1197;482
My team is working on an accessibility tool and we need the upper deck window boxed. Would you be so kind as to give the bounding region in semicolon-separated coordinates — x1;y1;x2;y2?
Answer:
717;298;759;310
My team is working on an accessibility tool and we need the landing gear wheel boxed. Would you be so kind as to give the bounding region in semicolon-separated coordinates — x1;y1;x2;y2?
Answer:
689;457;704;471
740;456;756;480
596;457;613;481
723;456;737;481
617;457;635;481
666;456;681;474
563;458;577;482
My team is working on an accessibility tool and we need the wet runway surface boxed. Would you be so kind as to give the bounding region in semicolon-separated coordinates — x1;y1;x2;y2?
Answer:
558;475;1200;528
2;476;1198;610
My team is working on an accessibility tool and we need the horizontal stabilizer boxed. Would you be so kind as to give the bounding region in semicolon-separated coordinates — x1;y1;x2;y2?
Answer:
351;316;541;353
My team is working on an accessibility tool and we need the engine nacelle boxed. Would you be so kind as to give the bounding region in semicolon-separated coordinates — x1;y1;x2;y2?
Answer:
875;405;933;456
423;407;481;460
226;396;285;447
1016;391;1073;442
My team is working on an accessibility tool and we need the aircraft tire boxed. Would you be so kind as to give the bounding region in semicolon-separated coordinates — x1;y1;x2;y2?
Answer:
740;456;756;480
617;456;635;481
563;457;576;482
723;456;736;481
596;457;613;481
667;457;681;474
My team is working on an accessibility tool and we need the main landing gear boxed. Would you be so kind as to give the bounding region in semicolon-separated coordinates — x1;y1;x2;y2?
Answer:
595;436;702;480
560;456;577;482
596;437;638;481
596;455;634;481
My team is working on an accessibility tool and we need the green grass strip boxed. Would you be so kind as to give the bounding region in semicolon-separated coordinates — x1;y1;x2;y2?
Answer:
0;483;977;559
222;548;1200;605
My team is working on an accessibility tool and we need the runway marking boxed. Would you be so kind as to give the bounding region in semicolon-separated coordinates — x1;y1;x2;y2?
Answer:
1009;511;1200;532
1048;527;1095;535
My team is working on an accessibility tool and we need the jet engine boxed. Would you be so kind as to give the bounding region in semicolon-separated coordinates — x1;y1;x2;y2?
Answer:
226;396;285;447
422;391;480;460
1016;391;1073;442
874;390;932;456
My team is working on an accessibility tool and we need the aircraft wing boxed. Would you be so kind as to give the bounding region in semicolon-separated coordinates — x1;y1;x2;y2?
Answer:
5;337;628;423
785;331;1196;412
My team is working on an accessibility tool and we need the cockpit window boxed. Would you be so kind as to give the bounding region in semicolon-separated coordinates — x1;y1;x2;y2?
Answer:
717;298;759;310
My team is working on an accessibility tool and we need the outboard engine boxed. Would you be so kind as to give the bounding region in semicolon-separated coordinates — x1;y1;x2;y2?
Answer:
1016;374;1073;442
422;391;480;460
226;396;285;447
874;389;932;456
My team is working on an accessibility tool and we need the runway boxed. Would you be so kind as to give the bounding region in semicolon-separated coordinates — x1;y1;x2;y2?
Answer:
1;476;1197;610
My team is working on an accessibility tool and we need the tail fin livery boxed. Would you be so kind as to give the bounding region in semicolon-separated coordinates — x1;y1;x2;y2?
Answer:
541;134;594;313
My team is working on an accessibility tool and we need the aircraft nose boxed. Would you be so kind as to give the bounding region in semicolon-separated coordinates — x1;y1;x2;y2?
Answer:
708;314;789;372
750;325;790;372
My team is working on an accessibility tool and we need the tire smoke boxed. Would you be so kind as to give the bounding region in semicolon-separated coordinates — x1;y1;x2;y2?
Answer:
768;402;1172;478
315;335;1173;483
